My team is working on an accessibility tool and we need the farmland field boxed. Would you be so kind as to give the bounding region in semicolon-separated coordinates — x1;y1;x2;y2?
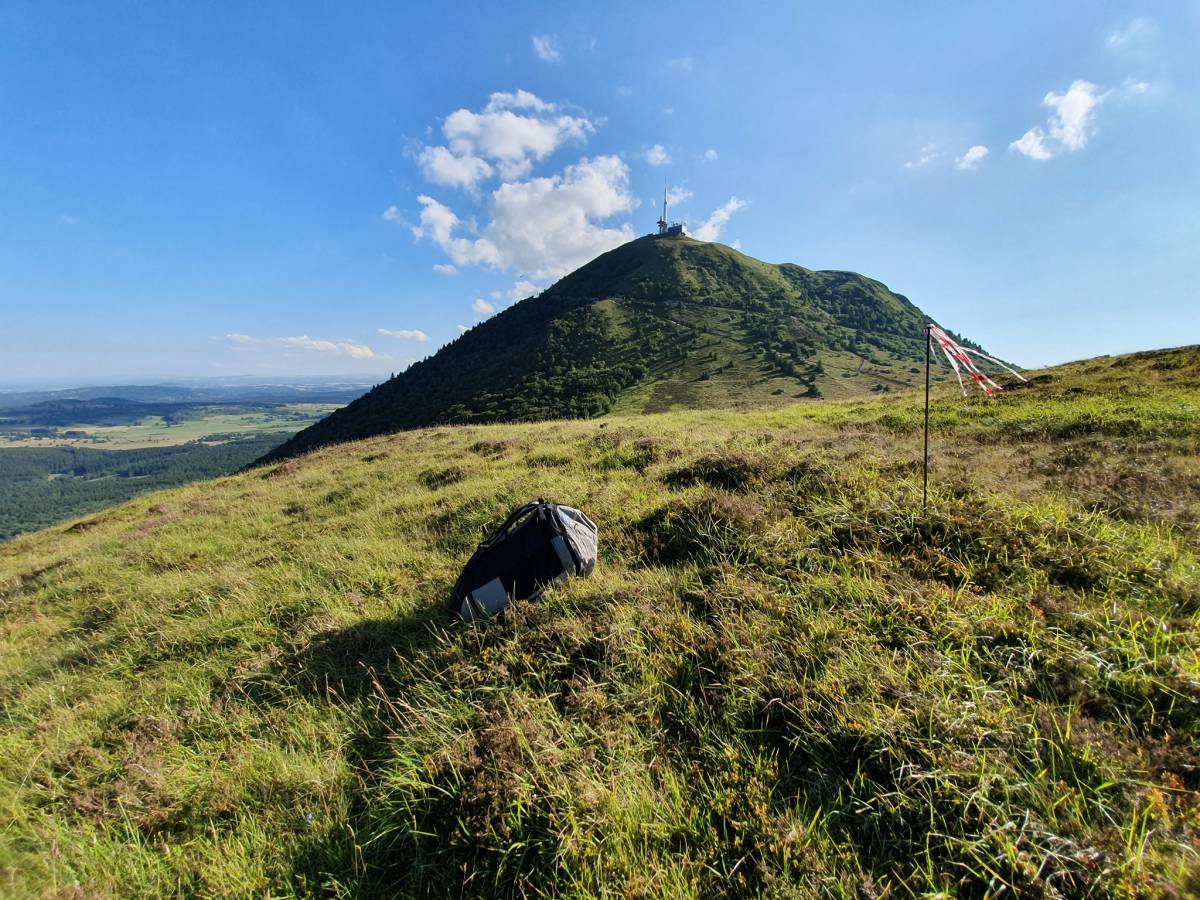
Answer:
0;402;339;449
0;402;344;539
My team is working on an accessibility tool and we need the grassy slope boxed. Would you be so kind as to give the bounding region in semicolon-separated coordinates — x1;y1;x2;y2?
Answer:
1;347;1198;897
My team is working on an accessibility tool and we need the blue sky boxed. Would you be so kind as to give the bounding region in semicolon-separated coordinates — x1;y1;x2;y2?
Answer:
1;1;1196;383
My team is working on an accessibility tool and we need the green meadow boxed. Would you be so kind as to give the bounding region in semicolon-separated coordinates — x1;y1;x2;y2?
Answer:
1;346;1197;897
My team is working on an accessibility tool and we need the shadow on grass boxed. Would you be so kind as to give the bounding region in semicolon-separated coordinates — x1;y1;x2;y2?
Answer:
285;601;451;702
282;599;467;895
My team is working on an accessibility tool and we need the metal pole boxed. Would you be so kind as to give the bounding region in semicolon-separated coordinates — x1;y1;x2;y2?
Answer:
923;324;931;512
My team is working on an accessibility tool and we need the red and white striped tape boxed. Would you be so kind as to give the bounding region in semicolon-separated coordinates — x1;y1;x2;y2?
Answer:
928;325;1026;397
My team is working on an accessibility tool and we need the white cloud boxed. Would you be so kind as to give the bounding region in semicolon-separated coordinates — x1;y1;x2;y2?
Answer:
531;34;562;63
439;90;594;181
412;195;502;268
665;185;692;206
904;143;939;169
703;148;718;162
954;145;989;170
1010;127;1052;160
1045;81;1103;150
1107;18;1156;49
691;196;748;242
413;155;636;282
382;205;402;222
457;324;469;334
644;144;670;166
667;56;693;72
616;86;632;97
409;91;594;193
432;263;458;275
472;297;496;317
417;145;493;191
1010;81;1105;159
508;279;540;303
377;328;429;342
1124;79;1151;96
60;214;76;225
222;333;376;360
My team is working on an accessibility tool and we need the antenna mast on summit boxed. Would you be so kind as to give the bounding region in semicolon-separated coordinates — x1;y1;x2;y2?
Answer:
657;184;669;235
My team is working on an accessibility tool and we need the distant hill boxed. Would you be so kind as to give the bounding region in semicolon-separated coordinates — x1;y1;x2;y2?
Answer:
263;236;975;462
0;380;372;411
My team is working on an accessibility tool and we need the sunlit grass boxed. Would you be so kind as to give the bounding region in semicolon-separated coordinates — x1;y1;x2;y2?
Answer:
0;345;1197;896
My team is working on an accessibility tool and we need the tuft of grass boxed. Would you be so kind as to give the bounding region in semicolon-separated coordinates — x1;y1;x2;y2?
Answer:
0;345;1198;897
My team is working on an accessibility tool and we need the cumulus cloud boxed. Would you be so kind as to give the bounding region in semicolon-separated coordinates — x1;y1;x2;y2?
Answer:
1009;128;1052;160
703;148;718;162
691;196;748;242
954;145;989;170
223;333;376;360
377;328;429;342
413;155;636;282
904;143;939;169
1045;81;1104;150
409;91;594;192
1011;81;1106;160
472;297;496;317
432;263;458;275
418;145;493;191
531;34;562;63
644;144;671;166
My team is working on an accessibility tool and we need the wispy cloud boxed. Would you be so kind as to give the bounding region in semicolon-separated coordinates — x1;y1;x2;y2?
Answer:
1107;17;1156;50
667;56;693;73
59;214;76;225
665;185;692;206
377;328;429;342
507;280;540;303
643;144;671;166
904;143;939;169
531;34;562;64
222;333;376;360
954;145;989;171
691;197;748;242
432;263;458;275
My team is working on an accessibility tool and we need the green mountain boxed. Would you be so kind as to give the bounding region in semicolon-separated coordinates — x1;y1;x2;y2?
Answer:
264;236;961;462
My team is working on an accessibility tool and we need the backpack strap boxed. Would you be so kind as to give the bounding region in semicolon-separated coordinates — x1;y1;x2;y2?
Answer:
478;499;546;549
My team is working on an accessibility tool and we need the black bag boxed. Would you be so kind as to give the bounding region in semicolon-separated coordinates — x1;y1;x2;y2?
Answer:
451;499;598;620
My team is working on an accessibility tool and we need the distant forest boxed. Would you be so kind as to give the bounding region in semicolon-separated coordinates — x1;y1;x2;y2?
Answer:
0;433;290;540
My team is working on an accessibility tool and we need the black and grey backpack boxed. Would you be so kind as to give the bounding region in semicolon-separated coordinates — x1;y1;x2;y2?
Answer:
451;499;598;621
